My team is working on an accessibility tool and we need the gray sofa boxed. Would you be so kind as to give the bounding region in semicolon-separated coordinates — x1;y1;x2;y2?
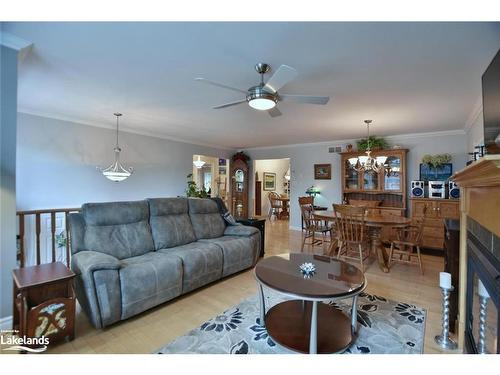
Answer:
68;197;260;328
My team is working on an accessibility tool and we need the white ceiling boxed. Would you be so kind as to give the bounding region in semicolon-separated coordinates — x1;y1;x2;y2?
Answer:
4;22;500;148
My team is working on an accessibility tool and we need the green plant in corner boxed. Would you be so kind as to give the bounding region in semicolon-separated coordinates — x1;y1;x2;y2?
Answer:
356;136;389;151
421;154;451;168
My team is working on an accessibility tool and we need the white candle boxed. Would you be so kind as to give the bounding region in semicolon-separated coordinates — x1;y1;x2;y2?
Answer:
478;279;490;298
439;272;452;289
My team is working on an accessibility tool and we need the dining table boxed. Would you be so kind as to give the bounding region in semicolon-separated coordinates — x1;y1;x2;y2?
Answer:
312;210;411;273
277;196;290;219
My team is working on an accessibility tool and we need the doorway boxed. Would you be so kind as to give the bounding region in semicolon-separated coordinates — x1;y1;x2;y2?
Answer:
253;158;291;220
192;154;229;207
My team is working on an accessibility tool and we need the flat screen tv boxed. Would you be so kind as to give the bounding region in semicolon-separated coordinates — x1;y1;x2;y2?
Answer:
482;49;500;154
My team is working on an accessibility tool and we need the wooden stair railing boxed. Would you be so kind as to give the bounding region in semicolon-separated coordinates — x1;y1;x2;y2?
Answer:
16;208;80;268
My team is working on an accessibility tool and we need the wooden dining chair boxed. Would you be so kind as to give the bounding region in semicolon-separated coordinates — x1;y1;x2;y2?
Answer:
267;191;282;220
333;204;370;272
300;204;333;254
388;208;427;274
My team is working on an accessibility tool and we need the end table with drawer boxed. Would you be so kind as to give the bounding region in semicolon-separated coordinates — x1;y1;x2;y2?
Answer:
12;261;76;346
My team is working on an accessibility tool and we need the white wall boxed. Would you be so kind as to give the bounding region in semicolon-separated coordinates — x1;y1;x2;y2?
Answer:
16;113;233;210
465;106;484;156
243;130;467;230
254;158;290;215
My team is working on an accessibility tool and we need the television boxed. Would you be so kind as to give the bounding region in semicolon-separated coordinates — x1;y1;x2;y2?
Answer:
482;49;500;154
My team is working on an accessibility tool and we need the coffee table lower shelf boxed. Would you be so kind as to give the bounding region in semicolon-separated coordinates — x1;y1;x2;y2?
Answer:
264;300;356;354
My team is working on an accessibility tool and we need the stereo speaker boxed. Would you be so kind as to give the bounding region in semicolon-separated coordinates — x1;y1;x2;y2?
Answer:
448;181;460;199
411;180;424;198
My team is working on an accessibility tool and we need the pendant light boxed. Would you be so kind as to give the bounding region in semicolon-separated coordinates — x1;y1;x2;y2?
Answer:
99;113;133;182
193;155;206;169
348;120;388;173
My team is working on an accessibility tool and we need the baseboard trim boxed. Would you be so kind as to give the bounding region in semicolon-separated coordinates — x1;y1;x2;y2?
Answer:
0;316;13;331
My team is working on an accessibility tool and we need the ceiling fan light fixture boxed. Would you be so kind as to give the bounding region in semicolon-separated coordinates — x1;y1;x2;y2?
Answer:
246;87;277;111
248;97;276;111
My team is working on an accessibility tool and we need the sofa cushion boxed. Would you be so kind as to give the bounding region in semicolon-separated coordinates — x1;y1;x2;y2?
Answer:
119;252;183;320
200;234;259;277
147;198;196;249
158;242;223;293
224;225;259;237
82;200;154;259
188;198;226;239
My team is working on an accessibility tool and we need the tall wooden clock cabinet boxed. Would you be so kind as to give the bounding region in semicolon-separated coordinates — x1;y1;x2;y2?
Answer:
230;152;250;219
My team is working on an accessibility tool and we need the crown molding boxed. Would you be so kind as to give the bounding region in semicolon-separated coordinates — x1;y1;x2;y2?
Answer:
18;109;235;151
243;129;466;151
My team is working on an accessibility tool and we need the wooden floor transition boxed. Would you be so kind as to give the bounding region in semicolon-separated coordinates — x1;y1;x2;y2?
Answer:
9;219;460;354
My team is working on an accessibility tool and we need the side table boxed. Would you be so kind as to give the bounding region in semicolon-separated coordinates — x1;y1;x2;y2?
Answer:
12;262;76;347
236;217;266;257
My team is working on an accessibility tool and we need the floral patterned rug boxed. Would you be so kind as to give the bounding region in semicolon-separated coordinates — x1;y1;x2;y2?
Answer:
156;288;426;354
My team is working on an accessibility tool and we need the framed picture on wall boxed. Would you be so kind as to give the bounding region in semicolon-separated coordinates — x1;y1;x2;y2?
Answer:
263;172;276;191
218;158;226;166
314;164;331;180
218;167;226;175
419;163;452;182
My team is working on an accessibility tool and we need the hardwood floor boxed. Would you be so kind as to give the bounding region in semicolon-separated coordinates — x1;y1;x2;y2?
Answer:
9;219;459;354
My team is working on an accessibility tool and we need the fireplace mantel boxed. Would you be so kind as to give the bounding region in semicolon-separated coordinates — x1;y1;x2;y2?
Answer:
453;154;500;351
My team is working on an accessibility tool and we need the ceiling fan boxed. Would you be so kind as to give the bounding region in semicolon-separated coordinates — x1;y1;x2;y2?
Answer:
195;63;330;117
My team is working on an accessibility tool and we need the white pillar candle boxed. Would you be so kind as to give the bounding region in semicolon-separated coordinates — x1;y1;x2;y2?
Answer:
478;279;490;298
439;272;452;289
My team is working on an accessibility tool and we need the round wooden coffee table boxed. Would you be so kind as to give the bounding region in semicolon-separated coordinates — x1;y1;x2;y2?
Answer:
254;253;366;354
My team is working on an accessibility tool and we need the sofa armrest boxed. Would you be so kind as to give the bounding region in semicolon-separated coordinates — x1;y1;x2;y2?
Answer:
71;250;121;275
71;251;122;328
224;224;259;237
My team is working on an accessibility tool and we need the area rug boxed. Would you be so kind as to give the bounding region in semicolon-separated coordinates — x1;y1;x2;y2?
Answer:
156;288;426;354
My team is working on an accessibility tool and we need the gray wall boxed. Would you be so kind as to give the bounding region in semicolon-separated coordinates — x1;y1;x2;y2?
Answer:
16;113;233;210
243;130;467;230
1;46;19;319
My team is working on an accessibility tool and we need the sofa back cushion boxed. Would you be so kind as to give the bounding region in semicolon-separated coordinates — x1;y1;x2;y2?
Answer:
81;200;154;259
188;198;226;239
147;198;196;249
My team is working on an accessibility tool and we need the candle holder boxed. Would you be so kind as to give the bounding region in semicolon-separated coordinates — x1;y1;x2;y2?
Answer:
435;286;458;350
477;295;489;354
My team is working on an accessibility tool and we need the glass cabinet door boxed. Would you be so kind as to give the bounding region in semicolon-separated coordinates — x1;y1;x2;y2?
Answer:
384;156;402;191
363;170;379;190
345;161;359;190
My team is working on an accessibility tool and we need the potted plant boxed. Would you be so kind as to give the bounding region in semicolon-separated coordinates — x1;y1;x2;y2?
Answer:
421;154;452;168
356;136;389;151
186;174;209;198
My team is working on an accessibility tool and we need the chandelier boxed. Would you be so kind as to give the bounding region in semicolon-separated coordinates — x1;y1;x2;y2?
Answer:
99;113;133;182
193;155;206;169
348;120;388;173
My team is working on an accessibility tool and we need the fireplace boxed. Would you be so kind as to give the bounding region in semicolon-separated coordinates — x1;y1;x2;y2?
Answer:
464;218;500;354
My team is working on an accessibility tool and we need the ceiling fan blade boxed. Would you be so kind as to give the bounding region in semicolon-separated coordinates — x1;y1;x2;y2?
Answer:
195;77;248;94
263;65;298;93
267;107;282;118
213;99;247;109
280;94;330;105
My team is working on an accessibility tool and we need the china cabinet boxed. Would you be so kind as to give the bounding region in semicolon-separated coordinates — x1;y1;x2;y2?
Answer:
341;149;408;241
341;149;408;216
